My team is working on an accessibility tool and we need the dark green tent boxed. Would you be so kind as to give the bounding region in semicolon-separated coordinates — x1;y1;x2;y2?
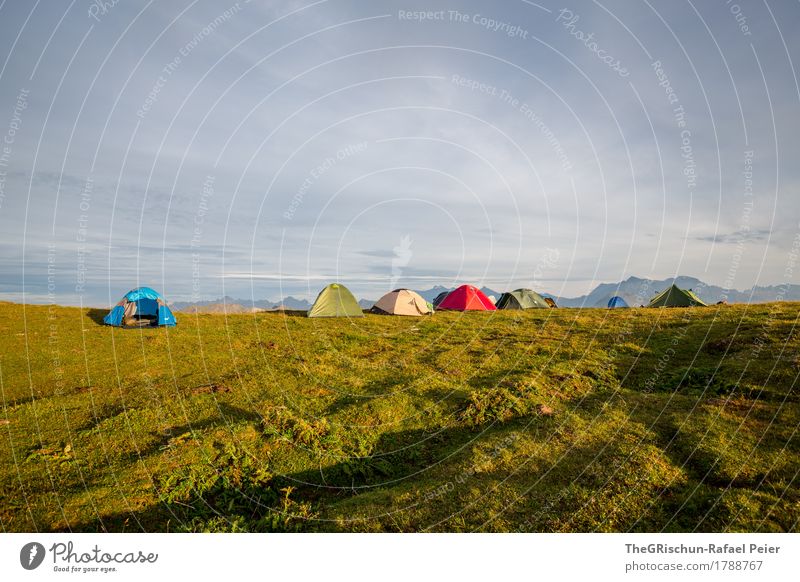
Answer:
647;284;707;307
496;288;550;309
308;283;364;317
432;291;450;308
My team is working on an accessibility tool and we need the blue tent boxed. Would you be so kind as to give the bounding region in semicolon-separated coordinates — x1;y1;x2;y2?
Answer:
607;295;630;309
103;287;177;327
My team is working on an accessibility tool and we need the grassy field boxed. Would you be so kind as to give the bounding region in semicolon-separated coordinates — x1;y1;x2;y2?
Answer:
0;300;798;532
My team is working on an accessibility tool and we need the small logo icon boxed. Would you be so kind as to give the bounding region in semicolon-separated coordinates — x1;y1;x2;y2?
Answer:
20;542;45;570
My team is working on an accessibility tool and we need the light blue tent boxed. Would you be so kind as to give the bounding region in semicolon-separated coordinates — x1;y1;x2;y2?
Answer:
607;295;630;308
103;287;177;327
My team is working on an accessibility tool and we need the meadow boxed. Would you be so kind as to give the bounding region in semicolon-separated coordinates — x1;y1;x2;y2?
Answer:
0;301;797;532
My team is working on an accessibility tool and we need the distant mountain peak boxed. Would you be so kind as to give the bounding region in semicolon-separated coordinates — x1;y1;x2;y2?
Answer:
549;276;800;307
170;276;798;313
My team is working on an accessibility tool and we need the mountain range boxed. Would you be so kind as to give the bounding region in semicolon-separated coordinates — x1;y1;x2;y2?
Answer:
170;277;800;313
172;295;312;313
545;276;800;307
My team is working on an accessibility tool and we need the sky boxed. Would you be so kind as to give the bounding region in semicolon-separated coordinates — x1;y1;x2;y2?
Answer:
0;0;798;306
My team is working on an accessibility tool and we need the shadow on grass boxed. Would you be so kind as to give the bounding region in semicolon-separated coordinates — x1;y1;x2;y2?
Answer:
127;403;263;461
51;399;800;533
86;308;108;326
59;414;534;532
261;309;308;318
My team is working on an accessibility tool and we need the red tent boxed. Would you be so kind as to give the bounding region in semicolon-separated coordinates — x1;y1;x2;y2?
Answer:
437;285;497;311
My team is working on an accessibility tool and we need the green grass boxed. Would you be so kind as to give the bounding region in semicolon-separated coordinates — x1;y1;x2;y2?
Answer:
0;301;798;532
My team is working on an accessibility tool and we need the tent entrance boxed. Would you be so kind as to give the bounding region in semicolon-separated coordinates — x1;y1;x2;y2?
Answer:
123;298;160;327
125;316;157;327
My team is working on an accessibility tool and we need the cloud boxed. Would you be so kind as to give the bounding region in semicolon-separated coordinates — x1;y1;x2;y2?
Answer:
0;0;798;303
693;229;772;244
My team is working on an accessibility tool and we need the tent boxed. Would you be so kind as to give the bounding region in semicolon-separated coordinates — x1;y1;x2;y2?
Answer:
432;290;451;308
607;296;630;308
496;288;550;310
647;284;707;307
371;289;432;316
308;283;364;317
544;297;558;308
103;287;177;327
437;285;496;311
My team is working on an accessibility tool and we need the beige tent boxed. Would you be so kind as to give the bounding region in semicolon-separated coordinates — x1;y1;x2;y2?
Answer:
371;289;432;316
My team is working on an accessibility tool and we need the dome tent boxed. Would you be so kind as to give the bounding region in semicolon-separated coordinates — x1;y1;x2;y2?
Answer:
432;290;451;308
308;283;364;318
371;289;432;316
607;296;630;308
103;287;177;327
437;285;496;311
496;288;550;309
647;284;707;307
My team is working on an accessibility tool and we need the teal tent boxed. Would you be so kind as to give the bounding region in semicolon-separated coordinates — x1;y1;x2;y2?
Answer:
103;287;177;327
607;296;629;308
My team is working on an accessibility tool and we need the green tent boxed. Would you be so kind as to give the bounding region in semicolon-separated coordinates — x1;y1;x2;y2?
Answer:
308;283;364;317
647;284;707;307
495;288;550;309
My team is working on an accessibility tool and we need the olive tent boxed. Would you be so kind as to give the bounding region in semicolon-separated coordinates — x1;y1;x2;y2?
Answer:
308;283;364;317
437;285;496;311
607;296;630;308
103;287;177;327
371;289;432;316
647;284;707;307
496;288;550;310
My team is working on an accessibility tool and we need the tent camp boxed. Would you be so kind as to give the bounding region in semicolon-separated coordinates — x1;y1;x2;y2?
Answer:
308;283;364;317
432;290;451;308
437;285;496;311
607;296;630;308
371;289;432;316
647;284;707;307
496;288;550;310
103;287;177;327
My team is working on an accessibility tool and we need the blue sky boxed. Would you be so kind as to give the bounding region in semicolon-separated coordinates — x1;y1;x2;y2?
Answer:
0;0;798;306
